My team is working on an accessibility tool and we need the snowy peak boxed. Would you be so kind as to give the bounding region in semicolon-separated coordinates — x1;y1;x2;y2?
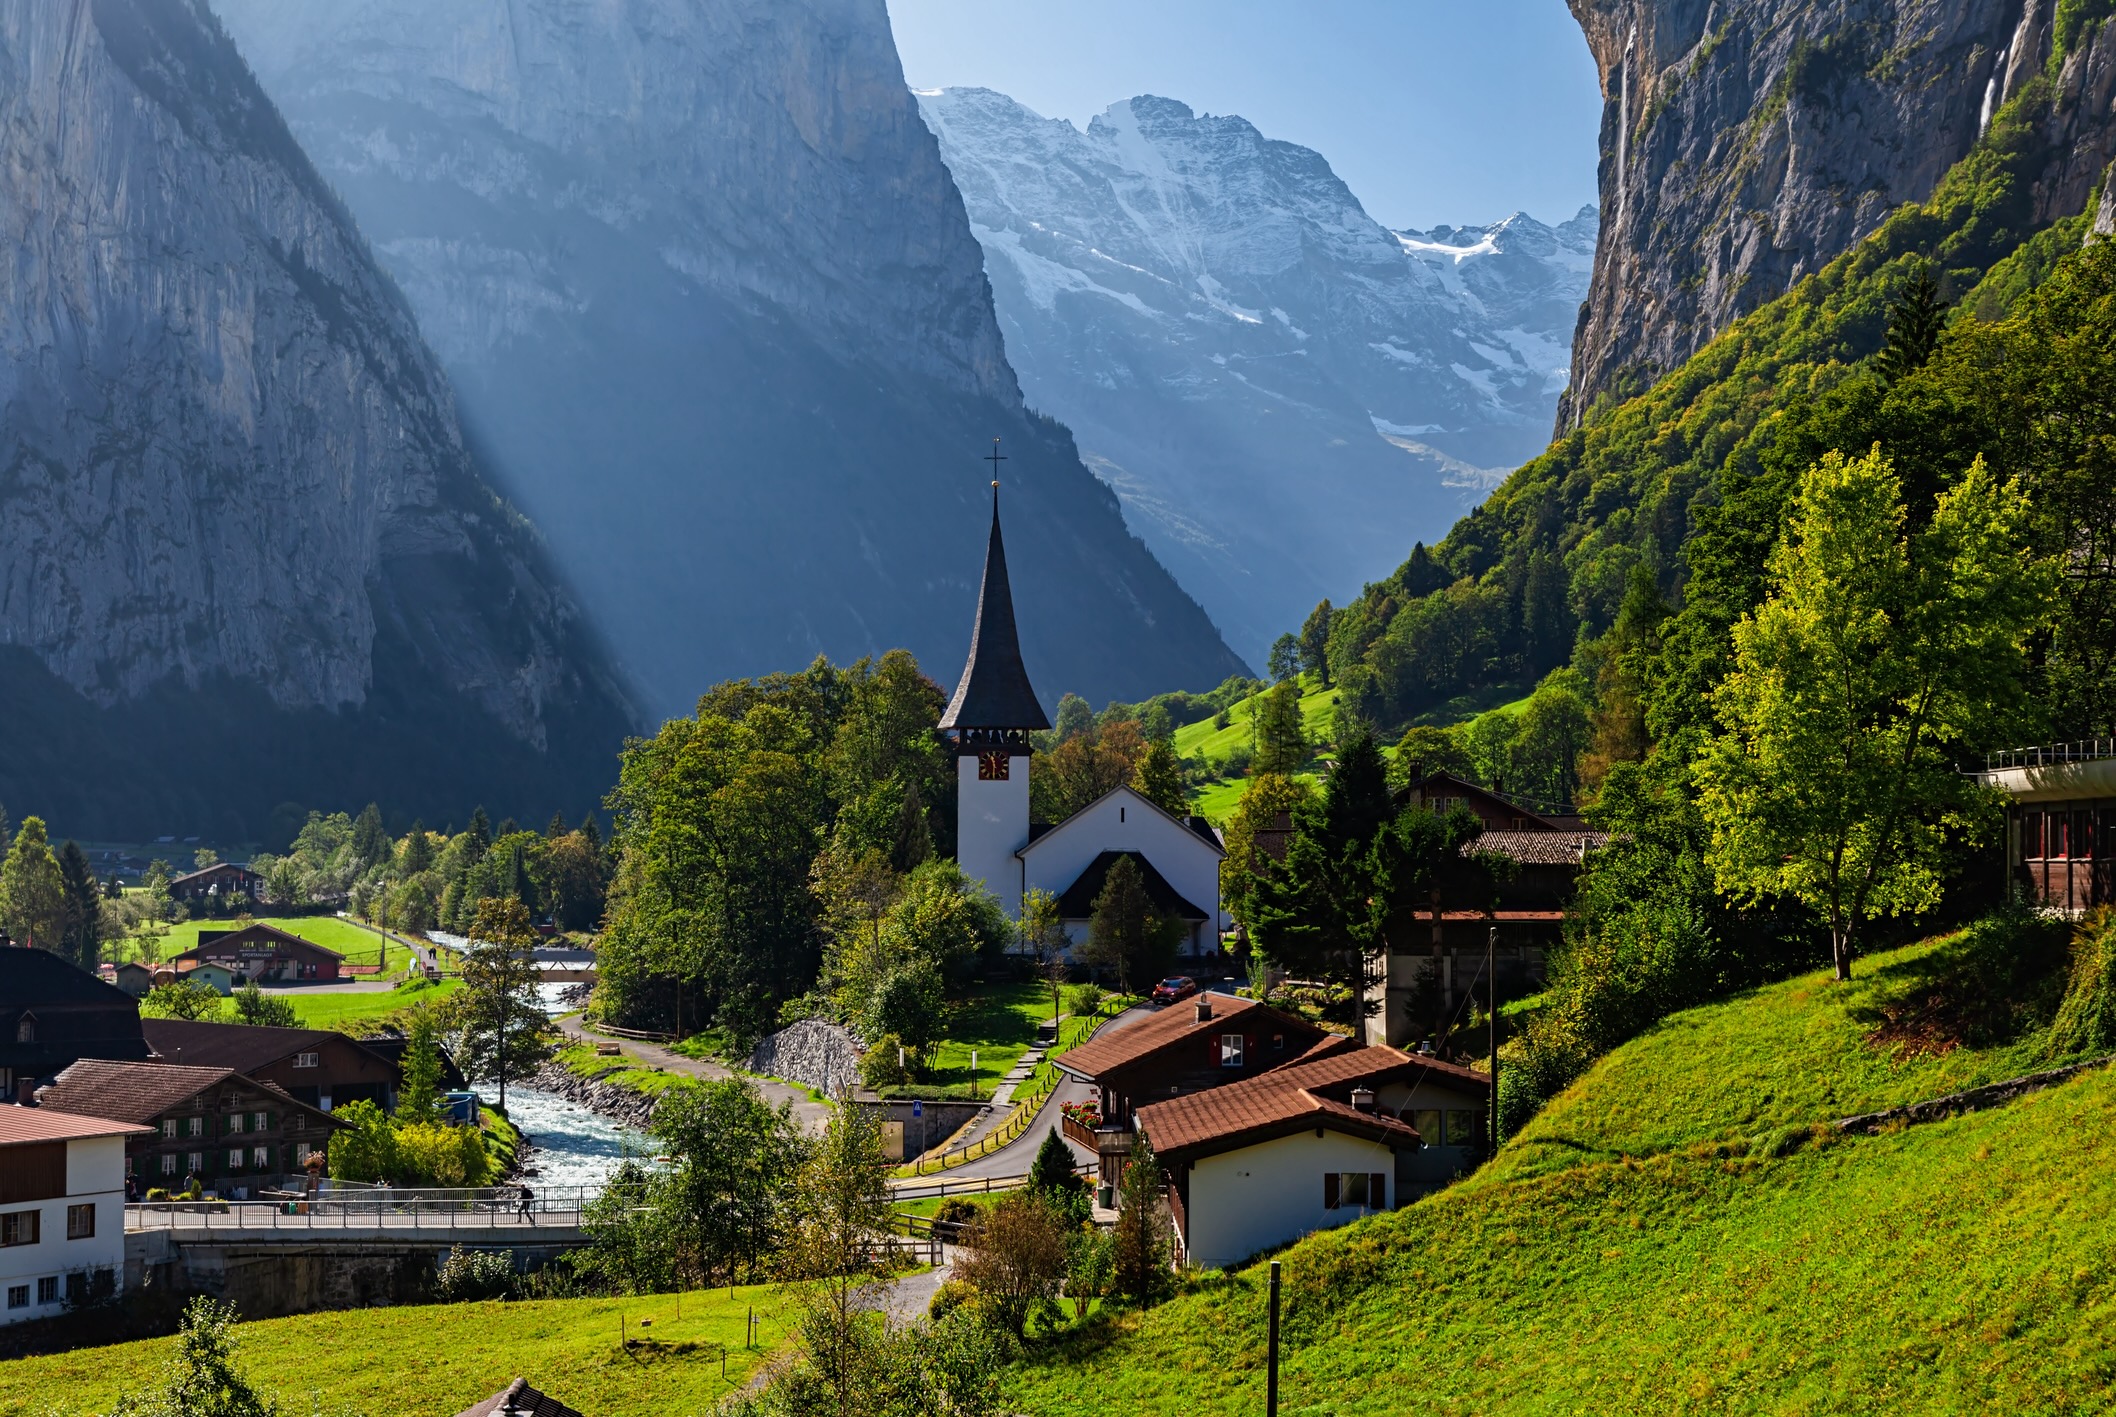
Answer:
916;86;1596;659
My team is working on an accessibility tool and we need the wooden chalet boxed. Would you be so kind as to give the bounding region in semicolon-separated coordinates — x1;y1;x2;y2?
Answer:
169;923;343;983
141;1018;399;1113
36;1059;344;1198
165;861;265;905
1976;744;2115;913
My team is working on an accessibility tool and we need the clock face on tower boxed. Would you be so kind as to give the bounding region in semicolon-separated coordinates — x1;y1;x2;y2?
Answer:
977;750;1011;781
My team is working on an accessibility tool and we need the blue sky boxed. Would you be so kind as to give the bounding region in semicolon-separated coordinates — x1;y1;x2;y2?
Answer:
886;0;1605;231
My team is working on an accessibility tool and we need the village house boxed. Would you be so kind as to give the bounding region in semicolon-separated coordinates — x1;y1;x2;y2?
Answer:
168;923;344;984
1057;993;1332;1126
1133;1043;1491;1269
36;1060;344;1199
141;1017;401;1113
1364;771;1608;1050
0;948;151;1101
0;1105;151;1325
940;491;1228;953
1976;743;2115;913
164;861;266;907
108;962;156;999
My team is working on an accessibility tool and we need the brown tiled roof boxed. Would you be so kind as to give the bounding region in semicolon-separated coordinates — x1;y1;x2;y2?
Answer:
1136;1043;1490;1164
1058;995;1302;1082
455;1378;585;1417
1467;831;1608;865
1270;1033;1364;1071
34;1060;342;1130
0;1105;153;1145
142;1018;377;1075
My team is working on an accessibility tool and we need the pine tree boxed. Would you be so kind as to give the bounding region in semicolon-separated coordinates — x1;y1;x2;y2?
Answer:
1110;1132;1172;1305
1253;680;1309;775
398;1007;446;1125
57;840;103;969
466;807;493;860
351;803;389;870
1081;855;1173;996
1028;1126;1077;1196
1299;599;1335;687
1874;259;1949;384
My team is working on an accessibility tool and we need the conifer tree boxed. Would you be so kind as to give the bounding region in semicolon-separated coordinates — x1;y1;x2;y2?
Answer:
1110;1132;1172;1305
1253;680;1309;775
1132;739;1188;816
1299;599;1336;687
1874;259;1948;384
57;840;103;969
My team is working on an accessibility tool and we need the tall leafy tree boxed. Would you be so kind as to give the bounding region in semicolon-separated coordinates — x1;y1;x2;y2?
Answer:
1267;633;1300;683
1032;718;1147;823
1298;599;1335;687
1697;448;2051;979
0;817;67;951
650;1078;807;1285
455;897;554;1110
1131;739;1188;816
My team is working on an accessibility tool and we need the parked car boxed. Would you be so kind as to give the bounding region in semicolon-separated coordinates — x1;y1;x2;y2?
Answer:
1151;976;1199;1006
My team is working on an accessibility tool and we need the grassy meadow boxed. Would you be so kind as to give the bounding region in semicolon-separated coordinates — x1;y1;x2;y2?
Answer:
3;1288;798;1417
1004;932;2116;1415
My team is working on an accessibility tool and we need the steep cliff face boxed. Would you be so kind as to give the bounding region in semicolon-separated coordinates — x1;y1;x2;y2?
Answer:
1563;0;2116;423
213;0;1247;718
0;0;635;836
918;88;1595;659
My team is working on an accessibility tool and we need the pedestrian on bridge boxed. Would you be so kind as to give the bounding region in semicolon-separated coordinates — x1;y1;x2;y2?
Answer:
517;1184;535;1223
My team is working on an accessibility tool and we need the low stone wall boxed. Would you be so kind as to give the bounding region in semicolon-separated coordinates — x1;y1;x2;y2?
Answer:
524;1062;661;1131
750;1019;861;1097
1836;1054;2116;1134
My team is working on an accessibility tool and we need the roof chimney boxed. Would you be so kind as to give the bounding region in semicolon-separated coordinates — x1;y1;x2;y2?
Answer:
15;1078;36;1107
1194;996;1213;1024
1350;1086;1376;1114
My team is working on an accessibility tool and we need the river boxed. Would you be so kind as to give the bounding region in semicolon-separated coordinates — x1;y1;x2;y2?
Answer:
499;1082;655;1189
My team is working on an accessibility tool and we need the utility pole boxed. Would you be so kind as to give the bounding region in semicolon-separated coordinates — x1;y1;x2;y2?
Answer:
1488;925;1499;1158
1266;1259;1281;1417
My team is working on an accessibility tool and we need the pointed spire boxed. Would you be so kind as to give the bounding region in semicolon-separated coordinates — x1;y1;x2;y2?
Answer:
940;479;1049;732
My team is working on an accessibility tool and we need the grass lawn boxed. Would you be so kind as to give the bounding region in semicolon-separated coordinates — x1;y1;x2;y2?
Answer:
1;1287;798;1417
1169;676;1342;824
918;979;1062;1095
281;978;461;1034
1003;926;2116;1415
556;1042;698;1098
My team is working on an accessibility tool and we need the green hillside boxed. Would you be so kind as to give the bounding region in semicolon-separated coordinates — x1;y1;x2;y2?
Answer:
1005;932;2116;1414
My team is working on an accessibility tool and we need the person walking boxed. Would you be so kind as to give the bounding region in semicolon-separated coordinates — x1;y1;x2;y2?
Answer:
516;1183;535;1223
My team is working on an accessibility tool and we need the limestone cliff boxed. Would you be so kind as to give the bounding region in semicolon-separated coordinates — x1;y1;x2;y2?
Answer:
213;0;1248;717
1563;0;2116;423
0;0;636;836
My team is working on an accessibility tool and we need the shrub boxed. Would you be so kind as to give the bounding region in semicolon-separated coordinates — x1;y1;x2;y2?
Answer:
953;1192;1070;1336
2048;910;2116;1058
860;1033;912;1089
434;1246;516;1303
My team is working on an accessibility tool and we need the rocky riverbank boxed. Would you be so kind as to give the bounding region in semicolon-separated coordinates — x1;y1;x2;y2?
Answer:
524;1062;663;1131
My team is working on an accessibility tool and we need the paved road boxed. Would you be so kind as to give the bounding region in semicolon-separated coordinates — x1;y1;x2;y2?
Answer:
922;1004;1156;1182
556;1015;833;1134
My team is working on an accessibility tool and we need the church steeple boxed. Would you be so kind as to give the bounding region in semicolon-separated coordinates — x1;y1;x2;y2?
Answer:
940;481;1049;738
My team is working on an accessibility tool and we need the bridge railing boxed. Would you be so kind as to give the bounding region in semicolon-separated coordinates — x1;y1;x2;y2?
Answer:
124;1184;604;1232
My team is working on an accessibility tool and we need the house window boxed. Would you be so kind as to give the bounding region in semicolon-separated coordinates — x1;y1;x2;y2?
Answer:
252;1112;268;1133
226;1113;245;1135
5;1285;26;1309
185;1153;204;1178
2024;811;2045;859
1323;1173;1387;1210
14;1017;32;1044
1;1209;40;1246
160;1154;178;1177
294;1052;319;1069
67;1204;95;1240
1413;1110;1443;1147
251;1147;269;1171
228;1149;245;1172
37;1276;59;1305
1220;1034;1245;1067
1273;1034;1285;1051
185;1117;204;1138
160;1119;177;1139
1446;1110;1480;1146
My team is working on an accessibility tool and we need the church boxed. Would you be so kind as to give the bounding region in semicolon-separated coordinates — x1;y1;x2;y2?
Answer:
938;479;1226;958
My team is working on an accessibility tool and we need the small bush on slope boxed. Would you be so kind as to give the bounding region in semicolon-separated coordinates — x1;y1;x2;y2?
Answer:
2048;910;2116;1059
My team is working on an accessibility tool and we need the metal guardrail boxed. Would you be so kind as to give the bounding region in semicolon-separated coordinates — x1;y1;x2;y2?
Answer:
1987;740;2116;769
126;1184;601;1233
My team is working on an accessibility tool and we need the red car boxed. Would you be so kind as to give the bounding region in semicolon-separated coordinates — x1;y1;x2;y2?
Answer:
1151;976;1199;1006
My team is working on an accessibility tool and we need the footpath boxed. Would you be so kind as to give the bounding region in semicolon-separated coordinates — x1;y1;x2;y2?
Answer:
554;1015;832;1134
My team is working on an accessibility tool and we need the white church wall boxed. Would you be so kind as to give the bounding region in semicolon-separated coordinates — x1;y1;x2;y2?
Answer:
957;752;1030;916
1019;787;1224;951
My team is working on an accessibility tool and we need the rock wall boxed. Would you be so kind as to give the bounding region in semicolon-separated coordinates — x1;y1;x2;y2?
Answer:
0;0;635;835
750;1019;862;1098
1561;0;2116;424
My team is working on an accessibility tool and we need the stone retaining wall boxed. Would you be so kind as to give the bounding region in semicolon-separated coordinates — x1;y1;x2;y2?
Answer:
750;1019;861;1097
1836;1054;2115;1134
525;1062;661;1131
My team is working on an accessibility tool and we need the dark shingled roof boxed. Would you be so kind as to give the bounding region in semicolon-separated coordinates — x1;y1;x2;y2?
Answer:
141;1018;385;1075
454;1379;585;1417
939;493;1049;732
1468;831;1608;865
1054;851;1209;923
34;1059;341;1131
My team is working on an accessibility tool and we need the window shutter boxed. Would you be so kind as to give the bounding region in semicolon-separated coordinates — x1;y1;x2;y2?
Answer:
1371;1174;1387;1211
1323;1173;1340;1210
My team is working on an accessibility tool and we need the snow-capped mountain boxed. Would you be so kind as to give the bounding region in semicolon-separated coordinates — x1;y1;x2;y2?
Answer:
917;88;1597;659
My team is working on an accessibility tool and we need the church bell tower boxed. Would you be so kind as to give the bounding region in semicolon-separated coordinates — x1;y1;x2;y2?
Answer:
939;453;1048;917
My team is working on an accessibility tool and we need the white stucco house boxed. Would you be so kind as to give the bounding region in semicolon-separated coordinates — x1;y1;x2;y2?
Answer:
0;1104;151;1324
1134;1042;1490;1268
937;489;1225;955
